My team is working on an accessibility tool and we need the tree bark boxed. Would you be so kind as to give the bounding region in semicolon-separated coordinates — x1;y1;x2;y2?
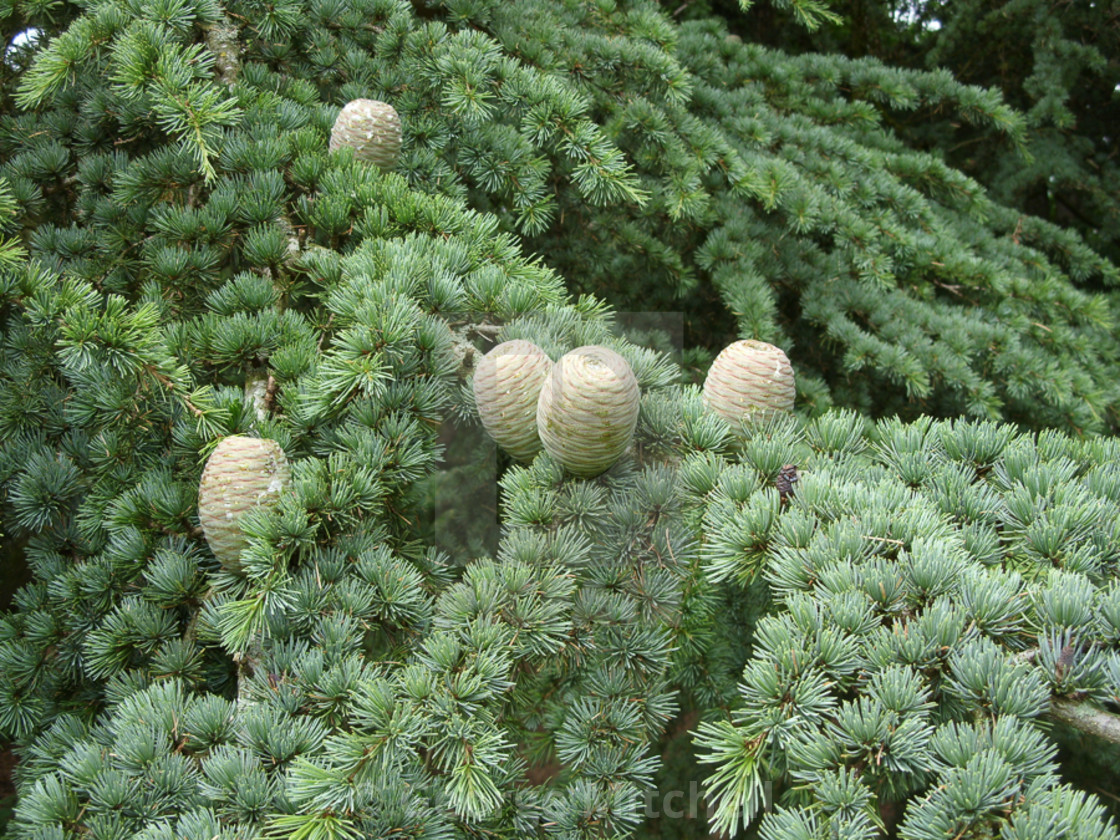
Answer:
1049;696;1120;746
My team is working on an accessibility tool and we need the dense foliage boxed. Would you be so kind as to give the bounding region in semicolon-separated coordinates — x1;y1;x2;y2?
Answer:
699;0;1120;270
1;0;1119;838
695;412;1120;838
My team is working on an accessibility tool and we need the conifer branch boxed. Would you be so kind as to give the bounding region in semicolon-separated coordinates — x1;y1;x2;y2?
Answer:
1049;697;1120;746
1010;649;1120;745
204;17;242;89
245;368;271;423
3;2;1120;838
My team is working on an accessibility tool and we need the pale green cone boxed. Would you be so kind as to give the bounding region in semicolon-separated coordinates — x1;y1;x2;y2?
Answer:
536;345;640;478
329;99;402;171
198;435;290;573
473;340;553;462
702;339;795;427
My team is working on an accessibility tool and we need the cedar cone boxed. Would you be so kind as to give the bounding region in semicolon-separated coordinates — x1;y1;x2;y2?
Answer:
198;435;290;572
329;99;402;170
536;345;640;478
703;339;795;427
473;340;553;462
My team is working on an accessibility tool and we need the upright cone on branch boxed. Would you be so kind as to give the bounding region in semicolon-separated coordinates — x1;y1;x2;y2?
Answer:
703;339;795;427
536;345;641;478
329;99;402;170
198;435;291;572
473;340;553;462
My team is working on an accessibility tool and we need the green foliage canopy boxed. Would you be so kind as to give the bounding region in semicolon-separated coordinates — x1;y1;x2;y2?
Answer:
0;1;1119;839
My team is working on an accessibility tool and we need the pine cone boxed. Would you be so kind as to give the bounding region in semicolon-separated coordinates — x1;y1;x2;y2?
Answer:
703;339;795;427
198;435;291;572
536;345;641;478
329;99;402;171
473;340;553;462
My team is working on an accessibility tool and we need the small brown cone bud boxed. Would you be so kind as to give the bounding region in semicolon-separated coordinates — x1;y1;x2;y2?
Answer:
198;436;290;572
329;99;402;170
536;345;640;478
473;340;553;462
703;340;795;427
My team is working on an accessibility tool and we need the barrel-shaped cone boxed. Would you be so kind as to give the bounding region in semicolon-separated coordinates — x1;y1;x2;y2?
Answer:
329;99;402;170
536;345;640;478
703;339;795;427
473;340;553;461
198;435;290;572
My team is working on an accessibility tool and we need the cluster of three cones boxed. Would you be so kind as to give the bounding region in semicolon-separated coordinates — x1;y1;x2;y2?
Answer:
192;342;649;570
473;338;796;477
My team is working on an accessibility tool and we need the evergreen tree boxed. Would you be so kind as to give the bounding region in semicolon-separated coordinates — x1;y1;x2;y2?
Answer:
0;1;1119;839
